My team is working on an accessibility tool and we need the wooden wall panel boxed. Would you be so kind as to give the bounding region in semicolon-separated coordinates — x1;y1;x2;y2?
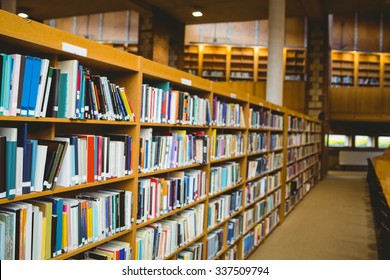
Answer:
257;19;269;46
54;17;73;33
355;88;381;117
230;21;256;45
383;88;390;114
330;87;356;117
185;24;200;44
382;13;390;52
331;13;355;50
283;81;305;112
285;17;305;47
75;15;88;38
357;13;380;52
129;10;139;42
88;14;101;41
102;11;127;41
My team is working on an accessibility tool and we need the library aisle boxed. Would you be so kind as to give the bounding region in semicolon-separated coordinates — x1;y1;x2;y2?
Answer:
249;171;378;260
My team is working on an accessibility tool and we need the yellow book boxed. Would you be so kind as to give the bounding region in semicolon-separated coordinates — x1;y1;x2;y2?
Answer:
211;129;217;159
41;217;46;260
119;87;135;122
62;212;68;252
94;249;114;260
87;205;92;242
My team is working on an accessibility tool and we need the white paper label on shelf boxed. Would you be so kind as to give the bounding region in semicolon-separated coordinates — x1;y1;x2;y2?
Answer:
62;42;87;57
230;93;237;99
259;102;263;106
181;78;192;86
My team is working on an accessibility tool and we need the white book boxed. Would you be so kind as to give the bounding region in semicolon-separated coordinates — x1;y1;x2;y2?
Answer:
9;54;22;116
15;147;23;196
78;138;87;183
57;60;78;119
100;77;115;121
54;137;72;187
125;191;132;229
31;205;42;260
35;59;50;117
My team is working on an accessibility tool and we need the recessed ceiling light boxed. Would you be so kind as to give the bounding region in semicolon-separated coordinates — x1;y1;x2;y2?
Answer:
192;11;203;17
18;12;29;18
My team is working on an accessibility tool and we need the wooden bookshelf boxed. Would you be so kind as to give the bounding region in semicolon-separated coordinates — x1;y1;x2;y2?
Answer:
0;10;322;260
358;53;380;87
183;44;306;82
383;54;390;88
331;50;355;87
285;48;306;81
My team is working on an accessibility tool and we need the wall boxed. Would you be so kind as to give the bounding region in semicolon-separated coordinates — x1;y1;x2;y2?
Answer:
185;17;306;47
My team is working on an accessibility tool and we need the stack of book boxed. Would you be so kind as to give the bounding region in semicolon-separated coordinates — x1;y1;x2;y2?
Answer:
209;162;241;195
245;177;267;206
227;215;243;244
247;155;269;179
248;132;268;154
207;227;224;259
208;190;242;229
210;130;245;160
84;241;132;260
212;97;245;127
177;242;203;260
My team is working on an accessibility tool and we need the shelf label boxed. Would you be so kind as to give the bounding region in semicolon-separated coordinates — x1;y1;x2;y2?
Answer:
230;93;237;99
62;42;87;57
181;78;192;86
259;102;264;106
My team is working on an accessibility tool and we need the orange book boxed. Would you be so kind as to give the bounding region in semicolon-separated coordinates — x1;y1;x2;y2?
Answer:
62;211;68;252
77;135;95;182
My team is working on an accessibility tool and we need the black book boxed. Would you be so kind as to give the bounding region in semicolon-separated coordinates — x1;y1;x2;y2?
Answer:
91;75;107;120
84;250;110;260
46;68;61;118
0;136;6;198
51;215;57;257
108;82;121;120
43;150;56;191
22;141;32;194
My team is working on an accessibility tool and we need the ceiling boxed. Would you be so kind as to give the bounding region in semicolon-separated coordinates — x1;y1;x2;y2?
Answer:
15;0;390;24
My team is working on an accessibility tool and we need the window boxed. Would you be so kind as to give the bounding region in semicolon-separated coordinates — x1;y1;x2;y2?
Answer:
328;134;350;147
378;136;390;149
354;135;373;148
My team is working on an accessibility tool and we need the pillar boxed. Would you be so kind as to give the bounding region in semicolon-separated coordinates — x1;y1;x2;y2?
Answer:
1;0;17;13
266;0;285;106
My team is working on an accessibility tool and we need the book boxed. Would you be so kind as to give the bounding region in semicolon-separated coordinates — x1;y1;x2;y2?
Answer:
27;57;42;116
0;127;17;198
0;136;6;199
57;60;78;119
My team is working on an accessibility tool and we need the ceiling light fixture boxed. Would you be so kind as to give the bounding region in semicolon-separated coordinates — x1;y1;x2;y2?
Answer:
18;12;29;18
192;10;203;17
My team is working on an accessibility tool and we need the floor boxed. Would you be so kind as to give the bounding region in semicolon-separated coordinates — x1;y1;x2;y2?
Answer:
248;171;378;260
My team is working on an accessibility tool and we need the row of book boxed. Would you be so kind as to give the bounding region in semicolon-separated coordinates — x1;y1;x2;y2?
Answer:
137;170;206;224
270;134;283;151
177;242;203;260
83;240;132;260
210;130;245;160
139;128;209;173
209;162;241;195
225;245;238;260
268;171;282;193
0;54;135;121
248;108;284;130
286;155;318;181
206;227;224;259
208;190;242;229
269;152;284;171
247;155;269;179
266;190;282;214
288;116;317;131
212;97;245;127
287;145;319;164
248;132;267;154
245;177;267;206
135;204;204;260
227;216;243;245
0;126;133;199
141;84;211;125
287;133;321;147
243;200;266;233
0;189;132;260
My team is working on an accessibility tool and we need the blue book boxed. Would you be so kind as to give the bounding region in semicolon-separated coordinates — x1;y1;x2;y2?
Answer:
41;197;63;256
29;140;38;192
79;68;86;120
20;56;34;116
28;57;42;116
3;55;14;115
57;73;68;118
0;127;17;198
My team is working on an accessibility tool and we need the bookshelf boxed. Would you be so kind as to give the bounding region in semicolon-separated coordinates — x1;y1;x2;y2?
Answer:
285;48;306;81
357;53;380;87
331;51;355;87
0;10;322;260
383;54;390;88
183;44;306;82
